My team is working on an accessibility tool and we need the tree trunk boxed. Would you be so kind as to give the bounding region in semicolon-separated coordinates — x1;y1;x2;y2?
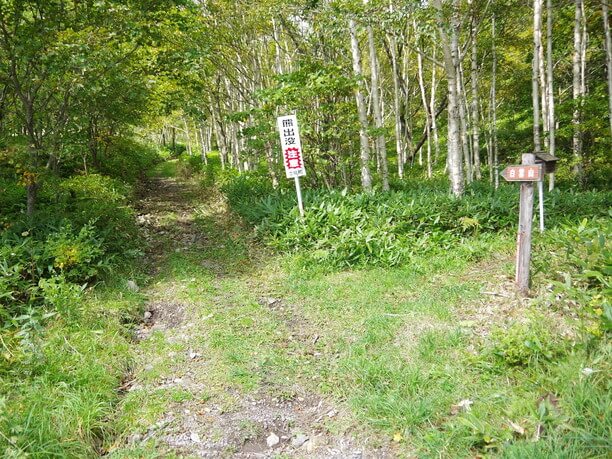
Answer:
433;0;463;197
388;28;404;178
212;108;228;169
470;2;481;180
416;43;432;178
491;14;499;189
572;0;584;181
430;45;441;163
199;124;209;165
183;119;192;156
272;17;284;75
539;11;548;146
458;61;473;184
367;25;389;191
602;0;612;138
349;17;373;191
546;0;556;190
26;182;40;217
532;0;543;152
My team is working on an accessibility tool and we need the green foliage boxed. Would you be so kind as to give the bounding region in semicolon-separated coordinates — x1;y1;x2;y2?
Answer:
99;139;161;184
176;153;205;177
0;173;140;327
534;216;611;337
44;223;105;280
58;174;140;255
487;316;568;368
223;175;611;269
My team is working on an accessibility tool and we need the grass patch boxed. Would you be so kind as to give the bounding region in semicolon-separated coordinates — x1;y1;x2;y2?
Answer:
0;280;145;457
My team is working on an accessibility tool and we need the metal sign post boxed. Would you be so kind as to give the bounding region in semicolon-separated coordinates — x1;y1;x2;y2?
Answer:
277;115;306;217
501;154;542;296
294;175;304;217
538;179;545;233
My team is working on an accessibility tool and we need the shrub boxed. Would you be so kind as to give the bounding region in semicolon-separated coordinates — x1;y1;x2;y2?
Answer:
59;174;140;255
533;216;611;337
487;316;568;368
176;153;205;177
44;222;106;281
98;138;160;184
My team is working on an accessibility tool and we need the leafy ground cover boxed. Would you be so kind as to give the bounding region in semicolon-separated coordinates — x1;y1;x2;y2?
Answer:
221;170;611;269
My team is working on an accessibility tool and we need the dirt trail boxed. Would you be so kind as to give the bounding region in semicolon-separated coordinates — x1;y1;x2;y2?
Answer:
117;174;390;458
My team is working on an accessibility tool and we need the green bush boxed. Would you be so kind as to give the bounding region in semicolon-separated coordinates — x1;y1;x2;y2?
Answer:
98;138;160;184
533;216;611;337
176;153;205;177
44;222;106;281
58;174;140;255
0;173;139;327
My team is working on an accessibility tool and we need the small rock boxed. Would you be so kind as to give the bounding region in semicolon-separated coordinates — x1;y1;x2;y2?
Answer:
305;437;317;452
326;409;338;418
266;432;280;448
190;432;201;443
291;434;309;448
127;433;142;444
188;349;201;360
127;280;139;292
267;297;279;305
450;399;473;415
144;311;153;320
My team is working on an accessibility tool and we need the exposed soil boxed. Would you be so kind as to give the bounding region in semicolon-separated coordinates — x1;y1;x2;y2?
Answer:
121;175;392;458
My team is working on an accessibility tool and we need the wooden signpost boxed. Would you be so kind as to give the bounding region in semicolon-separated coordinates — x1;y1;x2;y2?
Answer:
277;115;306;217
501;154;543;296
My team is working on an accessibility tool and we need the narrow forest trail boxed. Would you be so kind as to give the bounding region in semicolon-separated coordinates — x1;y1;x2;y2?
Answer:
108;168;391;458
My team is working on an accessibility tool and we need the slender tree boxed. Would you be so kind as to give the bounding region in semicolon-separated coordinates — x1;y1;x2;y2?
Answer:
603;0;612;138
349;17;373;191
532;0;543;152
432;0;464;197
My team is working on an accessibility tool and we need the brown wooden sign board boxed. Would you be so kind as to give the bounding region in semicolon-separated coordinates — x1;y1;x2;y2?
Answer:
501;164;543;182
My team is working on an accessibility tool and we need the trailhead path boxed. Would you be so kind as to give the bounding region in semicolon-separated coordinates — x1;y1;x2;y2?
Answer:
108;170;392;458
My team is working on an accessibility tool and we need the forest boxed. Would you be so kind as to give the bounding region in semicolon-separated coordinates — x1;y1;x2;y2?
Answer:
0;0;610;457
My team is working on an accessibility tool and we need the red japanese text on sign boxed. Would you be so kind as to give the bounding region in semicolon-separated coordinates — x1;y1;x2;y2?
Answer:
277;115;306;178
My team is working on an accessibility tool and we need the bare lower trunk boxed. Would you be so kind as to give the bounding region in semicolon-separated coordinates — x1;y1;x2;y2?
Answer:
430;46;441;163
458;62;472;184
533;0;543;151
183;119;192;156
389;29;404;178
433;0;463;196
602;0;612;138
26;182;40;217
539;13;548;146
572;0;584;180
470;4;481;180
199;125;209;165
546;0;556;190
368;25;389;191
349;17;373;191
416;45;432;178
491;14;499;189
